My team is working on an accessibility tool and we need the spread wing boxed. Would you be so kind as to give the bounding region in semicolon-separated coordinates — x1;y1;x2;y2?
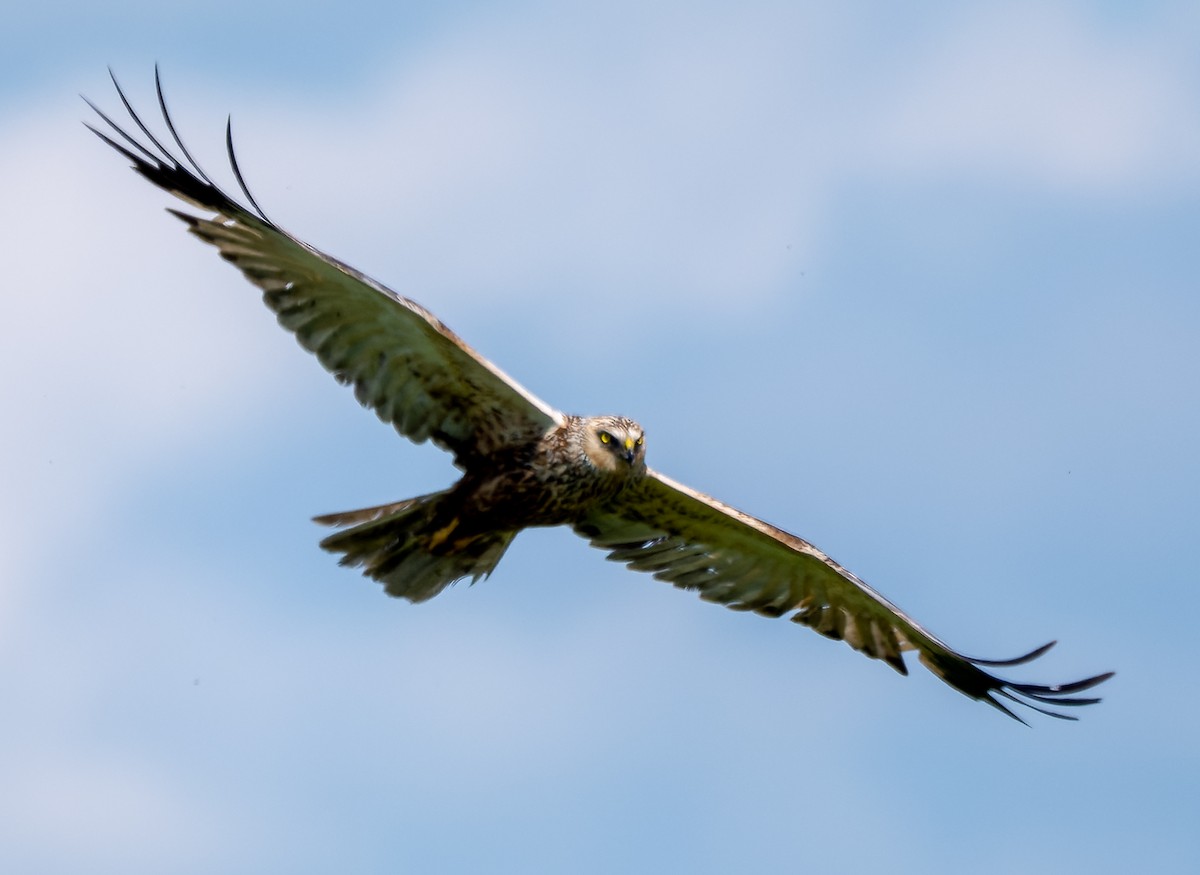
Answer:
85;69;562;469
576;470;1112;722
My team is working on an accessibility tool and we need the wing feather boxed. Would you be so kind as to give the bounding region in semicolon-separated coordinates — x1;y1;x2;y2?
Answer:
577;470;1112;721
87;72;563;468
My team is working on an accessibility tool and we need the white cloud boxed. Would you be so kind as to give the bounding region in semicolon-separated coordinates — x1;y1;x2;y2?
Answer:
188;19;836;325
2;0;1175;688
1;8;1195;870
870;3;1200;194
0;104;302;642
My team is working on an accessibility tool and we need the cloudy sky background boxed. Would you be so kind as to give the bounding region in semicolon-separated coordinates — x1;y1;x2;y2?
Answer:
3;2;1198;872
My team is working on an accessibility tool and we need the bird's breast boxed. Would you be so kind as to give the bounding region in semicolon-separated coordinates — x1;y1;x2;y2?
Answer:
466;449;631;530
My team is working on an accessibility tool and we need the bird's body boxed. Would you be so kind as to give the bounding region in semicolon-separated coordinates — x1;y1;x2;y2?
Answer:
87;70;1112;722
318;414;647;601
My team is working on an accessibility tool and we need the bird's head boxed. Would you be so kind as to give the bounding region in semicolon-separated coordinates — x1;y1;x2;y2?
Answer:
581;415;646;473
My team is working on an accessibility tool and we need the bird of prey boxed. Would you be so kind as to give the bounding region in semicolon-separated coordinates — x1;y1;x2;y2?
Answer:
86;70;1112;722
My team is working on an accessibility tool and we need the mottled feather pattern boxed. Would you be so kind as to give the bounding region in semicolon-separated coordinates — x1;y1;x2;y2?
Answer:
87;69;560;471
579;471;1111;720
174;208;558;464
578;475;911;675
316;491;517;602
88;70;1112;723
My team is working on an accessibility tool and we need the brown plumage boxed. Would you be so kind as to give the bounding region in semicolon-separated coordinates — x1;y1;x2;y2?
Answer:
86;70;1113;722
315;414;646;602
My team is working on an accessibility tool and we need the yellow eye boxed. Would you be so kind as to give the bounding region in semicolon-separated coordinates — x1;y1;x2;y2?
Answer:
599;432;610;444
635;436;643;446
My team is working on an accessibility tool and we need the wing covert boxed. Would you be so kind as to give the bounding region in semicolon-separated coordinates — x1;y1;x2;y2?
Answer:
576;470;1112;722
86;69;562;467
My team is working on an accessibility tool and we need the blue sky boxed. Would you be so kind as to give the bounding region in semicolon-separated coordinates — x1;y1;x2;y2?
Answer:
2;2;1198;872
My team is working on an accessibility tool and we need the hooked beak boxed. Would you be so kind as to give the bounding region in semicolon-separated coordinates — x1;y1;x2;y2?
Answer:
622;437;637;464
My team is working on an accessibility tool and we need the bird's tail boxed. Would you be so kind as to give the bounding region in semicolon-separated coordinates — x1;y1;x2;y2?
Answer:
314;491;516;602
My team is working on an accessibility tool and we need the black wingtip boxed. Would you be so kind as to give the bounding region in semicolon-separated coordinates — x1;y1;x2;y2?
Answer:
982;694;1032;726
86;66;279;229
969;640;1058;667
82;87;161;166
107;66;177;166
951;642;1113;722
155;65;216;187
225;115;272;223
985;663;1113;722
920;641;1113;723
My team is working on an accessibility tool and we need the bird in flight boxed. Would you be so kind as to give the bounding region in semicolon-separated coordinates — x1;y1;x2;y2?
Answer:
86;70;1112;722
